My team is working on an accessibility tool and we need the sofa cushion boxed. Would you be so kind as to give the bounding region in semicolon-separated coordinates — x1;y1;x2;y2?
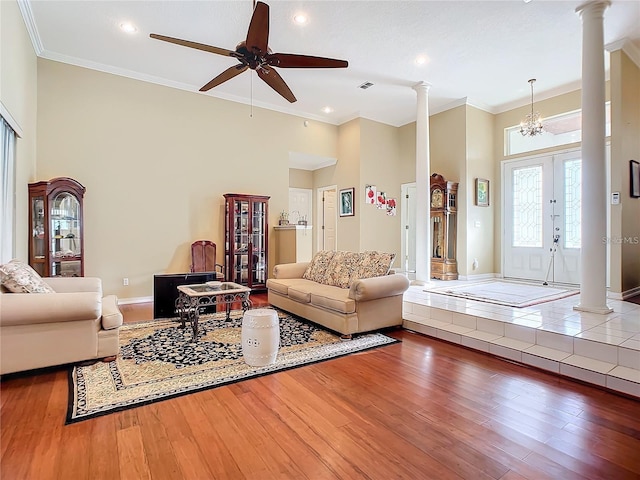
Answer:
287;282;318;303
325;251;395;289
266;278;312;296
309;284;356;314
302;250;336;283
0;260;56;294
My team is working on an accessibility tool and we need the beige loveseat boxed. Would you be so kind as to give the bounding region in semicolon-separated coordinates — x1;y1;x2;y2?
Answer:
267;251;409;337
0;276;123;375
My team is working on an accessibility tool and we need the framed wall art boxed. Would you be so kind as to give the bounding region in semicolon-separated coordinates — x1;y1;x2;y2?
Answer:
631;160;640;198
475;178;490;207
339;188;355;217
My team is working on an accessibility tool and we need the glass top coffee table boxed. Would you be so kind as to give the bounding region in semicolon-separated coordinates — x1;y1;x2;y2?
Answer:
175;282;252;340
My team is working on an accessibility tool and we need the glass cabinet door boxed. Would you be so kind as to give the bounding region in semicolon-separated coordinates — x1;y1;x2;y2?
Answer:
233;199;250;284
31;196;46;276
50;192;82;276
251;200;267;284
431;215;444;258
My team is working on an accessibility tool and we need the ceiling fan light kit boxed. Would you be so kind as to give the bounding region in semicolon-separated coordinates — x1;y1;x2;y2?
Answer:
150;1;348;103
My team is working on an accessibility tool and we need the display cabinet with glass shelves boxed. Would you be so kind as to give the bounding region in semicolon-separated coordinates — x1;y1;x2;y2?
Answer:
223;193;270;290
28;177;85;277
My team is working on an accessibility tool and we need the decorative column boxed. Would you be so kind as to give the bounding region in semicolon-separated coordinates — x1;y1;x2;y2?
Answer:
574;0;612;314
413;82;431;284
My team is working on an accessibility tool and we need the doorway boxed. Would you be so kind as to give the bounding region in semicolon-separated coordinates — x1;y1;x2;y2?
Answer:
316;186;337;251
401;182;417;275
502;149;582;285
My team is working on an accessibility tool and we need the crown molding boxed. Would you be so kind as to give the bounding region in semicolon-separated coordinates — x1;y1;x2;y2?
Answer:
606;38;640;69
37;51;340;126
17;0;43;55
0;101;24;137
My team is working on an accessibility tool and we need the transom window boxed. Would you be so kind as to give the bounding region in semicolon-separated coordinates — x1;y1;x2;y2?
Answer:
505;103;611;156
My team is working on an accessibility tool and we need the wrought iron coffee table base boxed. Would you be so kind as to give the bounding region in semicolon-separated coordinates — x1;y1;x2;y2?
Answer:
175;286;252;340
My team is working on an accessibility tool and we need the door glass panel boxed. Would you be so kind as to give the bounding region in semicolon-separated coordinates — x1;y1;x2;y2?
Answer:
564;159;581;249
431;216;443;258
447;214;456;260
512;165;543;248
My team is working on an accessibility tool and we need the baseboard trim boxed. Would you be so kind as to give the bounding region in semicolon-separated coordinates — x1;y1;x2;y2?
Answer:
458;273;498;281
118;296;153;305
607;285;640;301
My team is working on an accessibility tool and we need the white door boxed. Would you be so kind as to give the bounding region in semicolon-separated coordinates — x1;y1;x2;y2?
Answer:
552;151;582;284
503;150;582;285
401;183;417;273
317;186;337;251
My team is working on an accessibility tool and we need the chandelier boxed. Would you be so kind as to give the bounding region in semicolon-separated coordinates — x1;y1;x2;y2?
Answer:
520;78;544;137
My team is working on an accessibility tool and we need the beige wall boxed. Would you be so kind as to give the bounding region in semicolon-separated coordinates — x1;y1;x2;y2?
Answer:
321;118;360;252
1;0;38;261
610;49;640;294
429;105;468;274
36;59;338;298
359;119;402;258
465;105;495;276
289;168;313;189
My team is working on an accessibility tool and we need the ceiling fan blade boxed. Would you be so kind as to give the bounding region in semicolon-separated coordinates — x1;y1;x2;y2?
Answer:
266;53;348;69
257;66;296;103
200;64;249;92
150;33;236;57
246;1;269;53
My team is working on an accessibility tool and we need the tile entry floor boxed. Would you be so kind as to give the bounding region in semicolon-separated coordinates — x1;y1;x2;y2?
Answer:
402;280;640;399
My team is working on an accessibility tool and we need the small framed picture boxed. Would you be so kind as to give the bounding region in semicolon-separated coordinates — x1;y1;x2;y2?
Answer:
631;160;640;198
339;188;355;217
475;178;490;207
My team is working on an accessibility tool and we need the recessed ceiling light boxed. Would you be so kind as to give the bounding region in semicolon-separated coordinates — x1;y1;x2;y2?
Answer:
322;106;333;114
293;13;308;25
414;55;429;66
120;22;137;34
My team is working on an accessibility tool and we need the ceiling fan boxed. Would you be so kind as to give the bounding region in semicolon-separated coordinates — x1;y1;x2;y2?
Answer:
150;1;348;103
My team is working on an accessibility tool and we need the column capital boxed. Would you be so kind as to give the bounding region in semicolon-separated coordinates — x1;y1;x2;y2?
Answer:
412;81;432;93
575;0;610;18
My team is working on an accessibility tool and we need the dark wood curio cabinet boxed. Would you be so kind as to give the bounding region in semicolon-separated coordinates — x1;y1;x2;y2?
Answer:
223;193;270;290
430;173;458;280
28;177;85;277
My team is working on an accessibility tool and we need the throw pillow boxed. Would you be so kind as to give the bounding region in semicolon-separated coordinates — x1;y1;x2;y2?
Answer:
326;251;396;289
325;251;363;288
0;259;56;293
302;250;336;284
356;251;396;279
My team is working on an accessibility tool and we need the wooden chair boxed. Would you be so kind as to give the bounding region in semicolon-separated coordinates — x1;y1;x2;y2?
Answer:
190;240;224;279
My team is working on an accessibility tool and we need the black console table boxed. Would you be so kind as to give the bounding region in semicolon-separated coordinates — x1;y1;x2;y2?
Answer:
153;272;222;318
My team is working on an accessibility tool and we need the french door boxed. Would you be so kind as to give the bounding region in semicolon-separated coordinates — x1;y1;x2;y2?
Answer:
503;150;582;285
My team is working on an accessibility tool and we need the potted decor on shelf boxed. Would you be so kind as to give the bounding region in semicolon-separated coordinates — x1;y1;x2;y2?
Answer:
279;211;289;225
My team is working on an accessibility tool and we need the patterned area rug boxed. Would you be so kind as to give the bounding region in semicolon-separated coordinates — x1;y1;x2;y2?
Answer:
425;280;579;308
67;309;398;423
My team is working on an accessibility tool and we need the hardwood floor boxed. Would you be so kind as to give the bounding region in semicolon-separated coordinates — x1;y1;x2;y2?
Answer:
2;296;640;479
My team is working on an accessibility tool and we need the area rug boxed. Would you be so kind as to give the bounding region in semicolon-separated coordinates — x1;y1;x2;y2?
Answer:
424;280;579;308
67;309;398;423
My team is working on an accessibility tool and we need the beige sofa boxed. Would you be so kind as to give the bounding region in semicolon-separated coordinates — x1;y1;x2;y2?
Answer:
0;277;123;375
267;251;409;337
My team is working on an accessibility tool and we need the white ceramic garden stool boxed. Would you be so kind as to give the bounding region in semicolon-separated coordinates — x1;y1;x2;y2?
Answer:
241;309;280;366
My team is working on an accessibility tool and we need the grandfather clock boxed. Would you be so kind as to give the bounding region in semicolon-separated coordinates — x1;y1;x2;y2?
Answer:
430;173;458;280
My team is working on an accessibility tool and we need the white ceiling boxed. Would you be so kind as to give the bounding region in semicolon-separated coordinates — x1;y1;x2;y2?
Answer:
20;0;640;127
